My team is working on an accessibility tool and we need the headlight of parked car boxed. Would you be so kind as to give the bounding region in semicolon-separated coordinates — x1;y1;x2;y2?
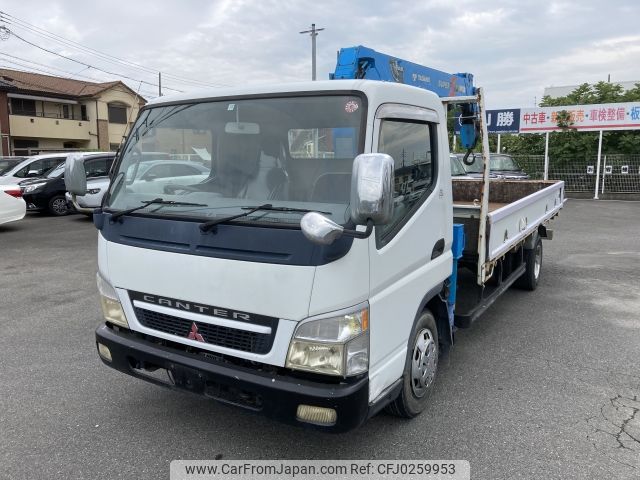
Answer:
286;303;369;377
23;182;47;193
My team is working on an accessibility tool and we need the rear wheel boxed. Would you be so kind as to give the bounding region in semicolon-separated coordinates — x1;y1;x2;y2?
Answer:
48;195;70;216
386;310;438;418
515;236;542;290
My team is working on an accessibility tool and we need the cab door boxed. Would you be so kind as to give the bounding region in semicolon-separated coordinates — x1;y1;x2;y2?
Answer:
367;104;453;401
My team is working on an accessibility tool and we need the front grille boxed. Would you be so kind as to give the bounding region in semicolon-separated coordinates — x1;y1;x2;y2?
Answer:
134;307;276;354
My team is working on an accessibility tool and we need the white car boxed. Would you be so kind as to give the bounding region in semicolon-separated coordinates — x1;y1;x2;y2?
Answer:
0;153;69;186
64;153;116;214
0;184;26;225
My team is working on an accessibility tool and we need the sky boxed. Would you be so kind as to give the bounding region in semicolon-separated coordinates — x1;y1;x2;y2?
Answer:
0;0;638;109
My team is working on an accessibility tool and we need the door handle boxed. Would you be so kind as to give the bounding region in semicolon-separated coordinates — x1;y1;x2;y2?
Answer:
431;238;445;260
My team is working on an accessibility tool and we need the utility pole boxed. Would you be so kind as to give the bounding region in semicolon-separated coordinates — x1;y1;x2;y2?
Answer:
299;23;324;80
158;72;162;96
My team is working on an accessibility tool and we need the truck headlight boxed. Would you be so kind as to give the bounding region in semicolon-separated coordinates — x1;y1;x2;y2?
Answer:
96;272;129;328
286;303;369;377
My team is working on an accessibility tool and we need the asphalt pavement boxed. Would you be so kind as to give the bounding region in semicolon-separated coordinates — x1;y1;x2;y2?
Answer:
1;200;639;480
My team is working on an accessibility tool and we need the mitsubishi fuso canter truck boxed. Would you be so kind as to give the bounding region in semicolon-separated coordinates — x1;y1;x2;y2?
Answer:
65;47;564;432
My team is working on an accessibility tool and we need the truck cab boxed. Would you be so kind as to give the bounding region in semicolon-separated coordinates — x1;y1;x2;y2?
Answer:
67;79;562;431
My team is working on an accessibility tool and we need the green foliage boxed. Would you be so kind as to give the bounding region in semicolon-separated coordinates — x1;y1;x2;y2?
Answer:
497;82;640;157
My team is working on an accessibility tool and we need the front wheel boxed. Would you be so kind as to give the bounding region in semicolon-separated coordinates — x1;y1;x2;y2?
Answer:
48;195;70;216
386;310;439;418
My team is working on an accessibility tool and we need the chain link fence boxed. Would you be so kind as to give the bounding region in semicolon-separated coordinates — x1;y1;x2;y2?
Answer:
512;154;640;195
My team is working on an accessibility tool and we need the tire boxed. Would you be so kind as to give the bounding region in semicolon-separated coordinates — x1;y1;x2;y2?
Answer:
515;236;542;291
48;195;70;216
386;310;439;418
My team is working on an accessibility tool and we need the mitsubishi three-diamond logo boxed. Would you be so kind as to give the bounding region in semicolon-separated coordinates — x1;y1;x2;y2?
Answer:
187;322;205;342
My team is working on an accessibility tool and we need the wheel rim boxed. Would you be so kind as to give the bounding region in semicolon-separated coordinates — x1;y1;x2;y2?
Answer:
52;198;68;215
410;328;437;398
534;243;542;280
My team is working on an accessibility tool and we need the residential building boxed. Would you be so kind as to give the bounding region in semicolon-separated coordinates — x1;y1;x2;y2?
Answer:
0;68;146;156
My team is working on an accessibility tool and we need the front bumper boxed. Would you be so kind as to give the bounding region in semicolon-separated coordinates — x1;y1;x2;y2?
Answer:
96;324;371;432
21;192;47;210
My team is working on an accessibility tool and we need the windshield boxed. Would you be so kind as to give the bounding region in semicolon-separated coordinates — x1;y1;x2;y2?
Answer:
105;95;365;225
0;159;21;175
449;155;467;176
457;154;522;173
46;163;65;178
490;154;522;171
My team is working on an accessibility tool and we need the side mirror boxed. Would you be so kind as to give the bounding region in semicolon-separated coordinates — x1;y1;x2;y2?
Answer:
301;153;394;246
300;212;344;245
350;153;394;225
64;153;87;195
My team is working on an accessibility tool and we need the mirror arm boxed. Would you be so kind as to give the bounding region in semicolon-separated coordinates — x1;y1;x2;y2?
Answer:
342;219;374;239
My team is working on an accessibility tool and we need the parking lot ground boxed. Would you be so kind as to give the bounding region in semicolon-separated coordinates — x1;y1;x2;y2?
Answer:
1;200;639;480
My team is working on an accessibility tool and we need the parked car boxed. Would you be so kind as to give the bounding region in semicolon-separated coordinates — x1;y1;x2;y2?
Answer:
458;153;529;179
66;158;206;213
450;154;474;179
0;184;26;226
21;152;115;216
0;153;69;185
64;153;116;214
0;157;27;175
125;160;210;194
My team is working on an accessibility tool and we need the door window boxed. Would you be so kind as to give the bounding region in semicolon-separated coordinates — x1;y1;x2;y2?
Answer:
377;119;436;241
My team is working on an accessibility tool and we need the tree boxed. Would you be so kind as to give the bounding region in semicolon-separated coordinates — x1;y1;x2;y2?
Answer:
498;81;640;158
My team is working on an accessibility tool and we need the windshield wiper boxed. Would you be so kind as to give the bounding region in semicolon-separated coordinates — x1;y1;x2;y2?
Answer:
199;204;331;233
110;198;208;221
241;205;331;214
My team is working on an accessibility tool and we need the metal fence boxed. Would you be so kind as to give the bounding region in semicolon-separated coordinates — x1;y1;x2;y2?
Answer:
512;154;640;195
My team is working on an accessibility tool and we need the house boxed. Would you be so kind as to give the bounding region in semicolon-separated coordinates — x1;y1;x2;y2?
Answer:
0;68;146;156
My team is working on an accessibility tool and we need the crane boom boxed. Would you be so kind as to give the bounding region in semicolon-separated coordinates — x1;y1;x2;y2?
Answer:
331;45;479;151
331;45;476;97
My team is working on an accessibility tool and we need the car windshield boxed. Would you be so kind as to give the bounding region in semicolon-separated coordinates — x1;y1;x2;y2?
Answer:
46;163;65;178
105;95;365;225
449;155;467;176
458;154;522;173
0;159;21;175
490;154;521;171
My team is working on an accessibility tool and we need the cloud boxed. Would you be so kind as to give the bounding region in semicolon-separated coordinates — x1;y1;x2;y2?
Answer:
0;0;638;107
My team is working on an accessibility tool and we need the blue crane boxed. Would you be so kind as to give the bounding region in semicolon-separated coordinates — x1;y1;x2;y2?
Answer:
331;45;479;152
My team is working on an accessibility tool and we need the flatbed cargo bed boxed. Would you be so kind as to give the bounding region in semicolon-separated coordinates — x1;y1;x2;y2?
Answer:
453;179;565;263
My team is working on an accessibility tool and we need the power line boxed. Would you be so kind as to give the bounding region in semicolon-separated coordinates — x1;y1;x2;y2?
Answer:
0;11;230;89
0;53;158;98
0;60;158;99
0;63;158;101
1;27;183;93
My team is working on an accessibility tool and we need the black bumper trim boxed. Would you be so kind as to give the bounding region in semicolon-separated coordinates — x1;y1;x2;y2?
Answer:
96;324;370;432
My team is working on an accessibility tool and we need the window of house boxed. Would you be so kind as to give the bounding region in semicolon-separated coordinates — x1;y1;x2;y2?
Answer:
376;119;435;241
62;105;70;119
108;104;128;124
109;143;121;152
12;139;39;157
10;98;36;116
81;105;88;121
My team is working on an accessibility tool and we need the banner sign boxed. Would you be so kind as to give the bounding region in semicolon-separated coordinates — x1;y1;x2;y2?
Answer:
519;102;640;133
454;109;520;134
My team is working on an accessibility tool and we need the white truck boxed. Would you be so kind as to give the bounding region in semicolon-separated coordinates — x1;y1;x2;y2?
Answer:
66;69;564;432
